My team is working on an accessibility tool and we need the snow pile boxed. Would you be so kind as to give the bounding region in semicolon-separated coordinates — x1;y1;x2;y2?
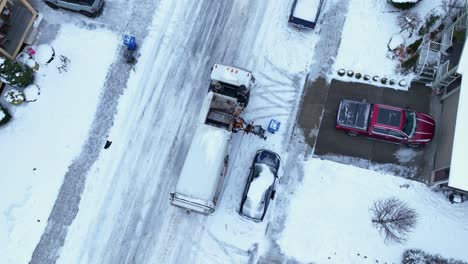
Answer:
23;84;41;102
394;148;419;163
389;33;405;50
0;24;118;264
33;44;55;65
278;158;468;263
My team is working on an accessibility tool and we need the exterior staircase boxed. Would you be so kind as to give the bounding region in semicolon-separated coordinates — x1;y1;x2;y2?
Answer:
414;8;467;92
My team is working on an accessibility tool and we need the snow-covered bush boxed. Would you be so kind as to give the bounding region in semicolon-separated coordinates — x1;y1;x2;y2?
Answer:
23;84;40;102
407;38;423;54
0;104;11;126
418;13;441;36
402;249;468;264
4;89;25;105
388;0;422;10
0;59;35;87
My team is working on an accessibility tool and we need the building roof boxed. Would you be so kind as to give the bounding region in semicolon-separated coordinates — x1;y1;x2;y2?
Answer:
448;40;468;191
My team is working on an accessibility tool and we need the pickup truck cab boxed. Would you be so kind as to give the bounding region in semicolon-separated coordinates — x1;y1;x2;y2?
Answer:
335;99;435;147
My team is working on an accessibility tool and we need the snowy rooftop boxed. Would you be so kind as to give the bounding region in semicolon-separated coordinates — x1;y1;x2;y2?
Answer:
449;40;468;191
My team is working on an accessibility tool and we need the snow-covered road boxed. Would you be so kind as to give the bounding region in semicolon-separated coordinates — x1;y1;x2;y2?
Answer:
27;0;319;263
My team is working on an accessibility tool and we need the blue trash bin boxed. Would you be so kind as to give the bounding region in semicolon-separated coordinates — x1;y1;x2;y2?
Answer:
123;35;137;51
268;119;281;134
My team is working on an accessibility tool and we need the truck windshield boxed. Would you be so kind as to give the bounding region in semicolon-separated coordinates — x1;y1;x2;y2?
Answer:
402;110;416;137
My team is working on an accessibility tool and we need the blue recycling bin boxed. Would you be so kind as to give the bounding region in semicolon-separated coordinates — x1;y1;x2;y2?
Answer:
123;35;137;51
268;119;281;134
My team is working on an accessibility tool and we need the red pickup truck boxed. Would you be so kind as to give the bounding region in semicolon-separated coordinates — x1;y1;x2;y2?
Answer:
335;99;435;147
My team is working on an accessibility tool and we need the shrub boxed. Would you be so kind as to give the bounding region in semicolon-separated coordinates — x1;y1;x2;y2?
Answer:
388;0;422;10
0;59;35;87
453;29;466;41
418;14;441;36
402;249;468;264
407;38;423;54
0;104;11;126
401;54;420;72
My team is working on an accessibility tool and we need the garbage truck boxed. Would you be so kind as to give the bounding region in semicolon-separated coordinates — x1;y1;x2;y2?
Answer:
170;65;255;214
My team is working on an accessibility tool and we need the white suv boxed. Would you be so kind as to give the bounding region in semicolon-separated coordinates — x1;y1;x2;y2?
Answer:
43;0;104;17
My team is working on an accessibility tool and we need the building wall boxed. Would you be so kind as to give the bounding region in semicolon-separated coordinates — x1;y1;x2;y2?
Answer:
434;88;460;170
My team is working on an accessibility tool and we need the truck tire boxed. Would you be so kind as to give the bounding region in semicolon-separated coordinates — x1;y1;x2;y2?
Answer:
80;11;96;18
347;131;358;137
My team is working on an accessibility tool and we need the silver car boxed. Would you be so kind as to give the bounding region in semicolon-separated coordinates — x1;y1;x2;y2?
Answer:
239;150;280;222
44;0;104;17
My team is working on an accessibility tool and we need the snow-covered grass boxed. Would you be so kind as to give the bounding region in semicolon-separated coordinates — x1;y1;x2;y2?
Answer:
0;24;118;263
278;158;468;263
330;0;445;89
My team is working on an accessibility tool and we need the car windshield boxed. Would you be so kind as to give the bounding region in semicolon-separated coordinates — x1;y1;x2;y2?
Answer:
255;151;280;170
402;110;416;137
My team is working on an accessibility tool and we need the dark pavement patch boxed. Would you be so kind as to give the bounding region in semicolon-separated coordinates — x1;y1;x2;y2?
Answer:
298;78;434;178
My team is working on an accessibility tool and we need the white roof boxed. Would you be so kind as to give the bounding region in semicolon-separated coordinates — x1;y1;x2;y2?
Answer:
175;124;231;201
293;0;321;22
210;64;253;87
448;40;468;191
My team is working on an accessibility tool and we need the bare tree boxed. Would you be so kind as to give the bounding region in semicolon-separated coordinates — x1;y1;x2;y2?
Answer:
370;197;418;244
397;11;422;38
441;0;465;21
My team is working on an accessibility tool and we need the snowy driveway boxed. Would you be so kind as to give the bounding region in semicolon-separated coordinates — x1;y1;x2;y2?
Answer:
313;79;433;178
29;0;319;263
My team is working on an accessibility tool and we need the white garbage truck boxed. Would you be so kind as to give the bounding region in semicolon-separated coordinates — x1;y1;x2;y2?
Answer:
170;64;255;215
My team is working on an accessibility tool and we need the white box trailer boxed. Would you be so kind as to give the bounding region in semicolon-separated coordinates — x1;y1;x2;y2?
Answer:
170;92;242;214
170;124;231;214
288;0;324;29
